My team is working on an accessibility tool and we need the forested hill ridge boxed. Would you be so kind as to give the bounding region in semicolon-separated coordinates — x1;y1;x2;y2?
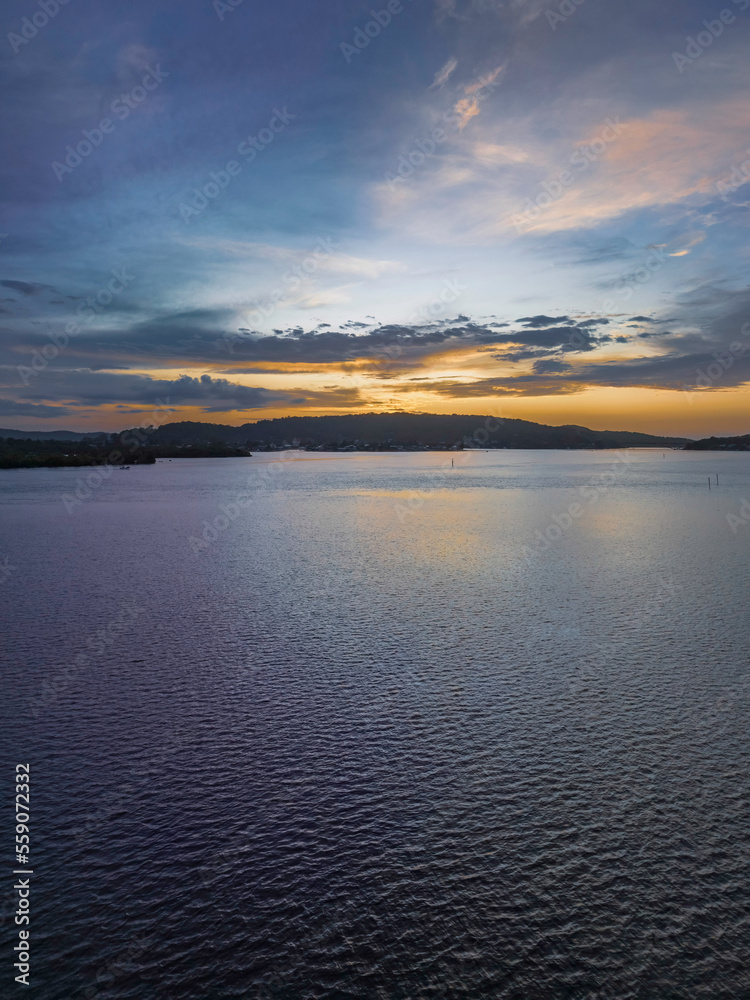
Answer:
1;413;688;451
685;434;750;451
120;413;687;449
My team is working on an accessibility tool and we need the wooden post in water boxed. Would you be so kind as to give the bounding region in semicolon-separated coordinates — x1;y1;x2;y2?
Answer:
716;474;719;485
708;477;711;490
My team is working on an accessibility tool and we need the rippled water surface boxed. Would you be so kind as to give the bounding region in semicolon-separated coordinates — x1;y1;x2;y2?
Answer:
1;449;749;999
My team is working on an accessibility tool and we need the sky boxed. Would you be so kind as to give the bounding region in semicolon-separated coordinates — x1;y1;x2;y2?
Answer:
1;0;750;436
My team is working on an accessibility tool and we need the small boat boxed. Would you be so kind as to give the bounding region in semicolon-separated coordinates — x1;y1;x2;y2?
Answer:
119;465;130;470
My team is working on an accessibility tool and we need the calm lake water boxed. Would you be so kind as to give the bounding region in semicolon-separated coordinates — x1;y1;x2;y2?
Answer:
1;449;749;999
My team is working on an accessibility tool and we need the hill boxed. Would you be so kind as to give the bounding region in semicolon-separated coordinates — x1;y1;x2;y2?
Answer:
0;427;98;441
125;413;688;450
685;434;750;451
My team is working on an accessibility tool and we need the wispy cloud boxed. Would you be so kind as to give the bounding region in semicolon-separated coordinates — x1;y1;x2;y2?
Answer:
431;57;458;88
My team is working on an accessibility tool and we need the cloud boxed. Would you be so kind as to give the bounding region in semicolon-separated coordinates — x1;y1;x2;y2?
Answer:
0;280;57;296
0;400;75;417
377;99;750;241
532;360;573;374
176;238;399;279
453;97;481;130
463;65;504;98
431;58;458;89
0;370;364;416
516;315;572;327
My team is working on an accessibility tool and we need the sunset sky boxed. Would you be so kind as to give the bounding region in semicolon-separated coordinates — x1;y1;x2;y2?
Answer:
2;0;750;436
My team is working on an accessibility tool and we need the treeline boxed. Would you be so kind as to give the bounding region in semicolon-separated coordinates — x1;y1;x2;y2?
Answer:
115;413;688;450
0;437;251;469
685;434;750;451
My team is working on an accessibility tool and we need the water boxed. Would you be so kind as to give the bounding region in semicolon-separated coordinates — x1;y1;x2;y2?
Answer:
1;449;749;999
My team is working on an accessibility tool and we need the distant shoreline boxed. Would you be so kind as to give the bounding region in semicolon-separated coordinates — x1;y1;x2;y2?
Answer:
2;443;745;471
